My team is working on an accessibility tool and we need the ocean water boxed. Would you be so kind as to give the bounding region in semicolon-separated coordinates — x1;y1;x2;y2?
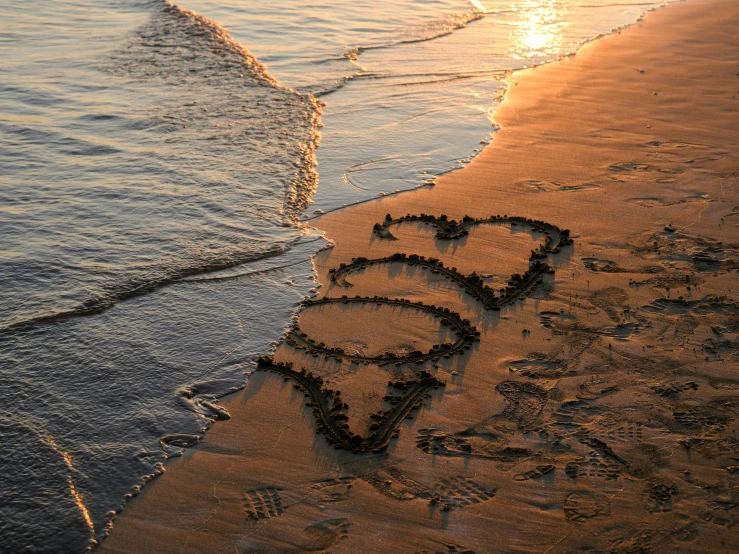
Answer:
0;0;671;551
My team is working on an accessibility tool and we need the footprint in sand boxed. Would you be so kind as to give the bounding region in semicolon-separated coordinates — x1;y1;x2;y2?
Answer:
432;476;497;512
581;257;624;273
651;380;699;397
608;161;684;180
698;510;734;527
609;530;663;553
643;140;727;165
493;381;548;431
551;399;605;428
680;437;739;461
671;406;732;435
644;481;678;512
565;456;621;480
297;518;351;552
309;477;356;503
239;516;351;553
416;427;532;462
509;352;573;379
609;161;656;172
360;467;431;502
514;464;555;481
519;179;600;193
242;487;284;521
627;195;710;208
626;228;739;271
588;286;629;322
611;423;643;444
563;492;611;522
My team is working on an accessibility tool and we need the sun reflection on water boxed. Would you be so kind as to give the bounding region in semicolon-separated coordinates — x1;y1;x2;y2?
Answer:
509;0;567;59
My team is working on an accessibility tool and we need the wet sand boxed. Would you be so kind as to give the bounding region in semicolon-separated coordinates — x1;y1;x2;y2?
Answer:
99;0;739;552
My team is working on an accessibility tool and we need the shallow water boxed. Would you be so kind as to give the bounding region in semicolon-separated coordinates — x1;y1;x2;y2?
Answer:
0;0;672;550
184;0;672;213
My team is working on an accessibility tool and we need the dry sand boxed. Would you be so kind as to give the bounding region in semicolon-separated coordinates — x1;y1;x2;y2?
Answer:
99;0;739;552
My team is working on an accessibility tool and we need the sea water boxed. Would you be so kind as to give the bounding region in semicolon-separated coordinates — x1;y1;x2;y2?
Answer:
0;0;671;550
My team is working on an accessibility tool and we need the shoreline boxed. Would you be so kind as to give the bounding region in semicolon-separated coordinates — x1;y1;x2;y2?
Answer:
99;0;739;551
297;1;677;225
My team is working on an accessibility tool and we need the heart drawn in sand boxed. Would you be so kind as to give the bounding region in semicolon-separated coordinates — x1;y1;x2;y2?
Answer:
259;214;573;454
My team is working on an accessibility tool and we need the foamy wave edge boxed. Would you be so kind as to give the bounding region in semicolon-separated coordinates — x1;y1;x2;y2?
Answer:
159;0;324;220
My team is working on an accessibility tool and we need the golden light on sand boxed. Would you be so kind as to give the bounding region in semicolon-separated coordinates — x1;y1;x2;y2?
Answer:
509;0;567;59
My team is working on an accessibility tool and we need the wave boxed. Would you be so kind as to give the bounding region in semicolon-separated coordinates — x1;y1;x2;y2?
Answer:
0;0;330;335
141;0;281;87
0;246;294;334
160;0;325;222
109;0;324;220
345;7;486;63
299;7;486;97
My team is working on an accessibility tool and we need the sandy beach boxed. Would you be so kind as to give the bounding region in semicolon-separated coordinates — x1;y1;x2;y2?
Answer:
99;0;739;551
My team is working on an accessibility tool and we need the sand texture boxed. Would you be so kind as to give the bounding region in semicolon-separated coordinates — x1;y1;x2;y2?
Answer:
99;0;739;552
